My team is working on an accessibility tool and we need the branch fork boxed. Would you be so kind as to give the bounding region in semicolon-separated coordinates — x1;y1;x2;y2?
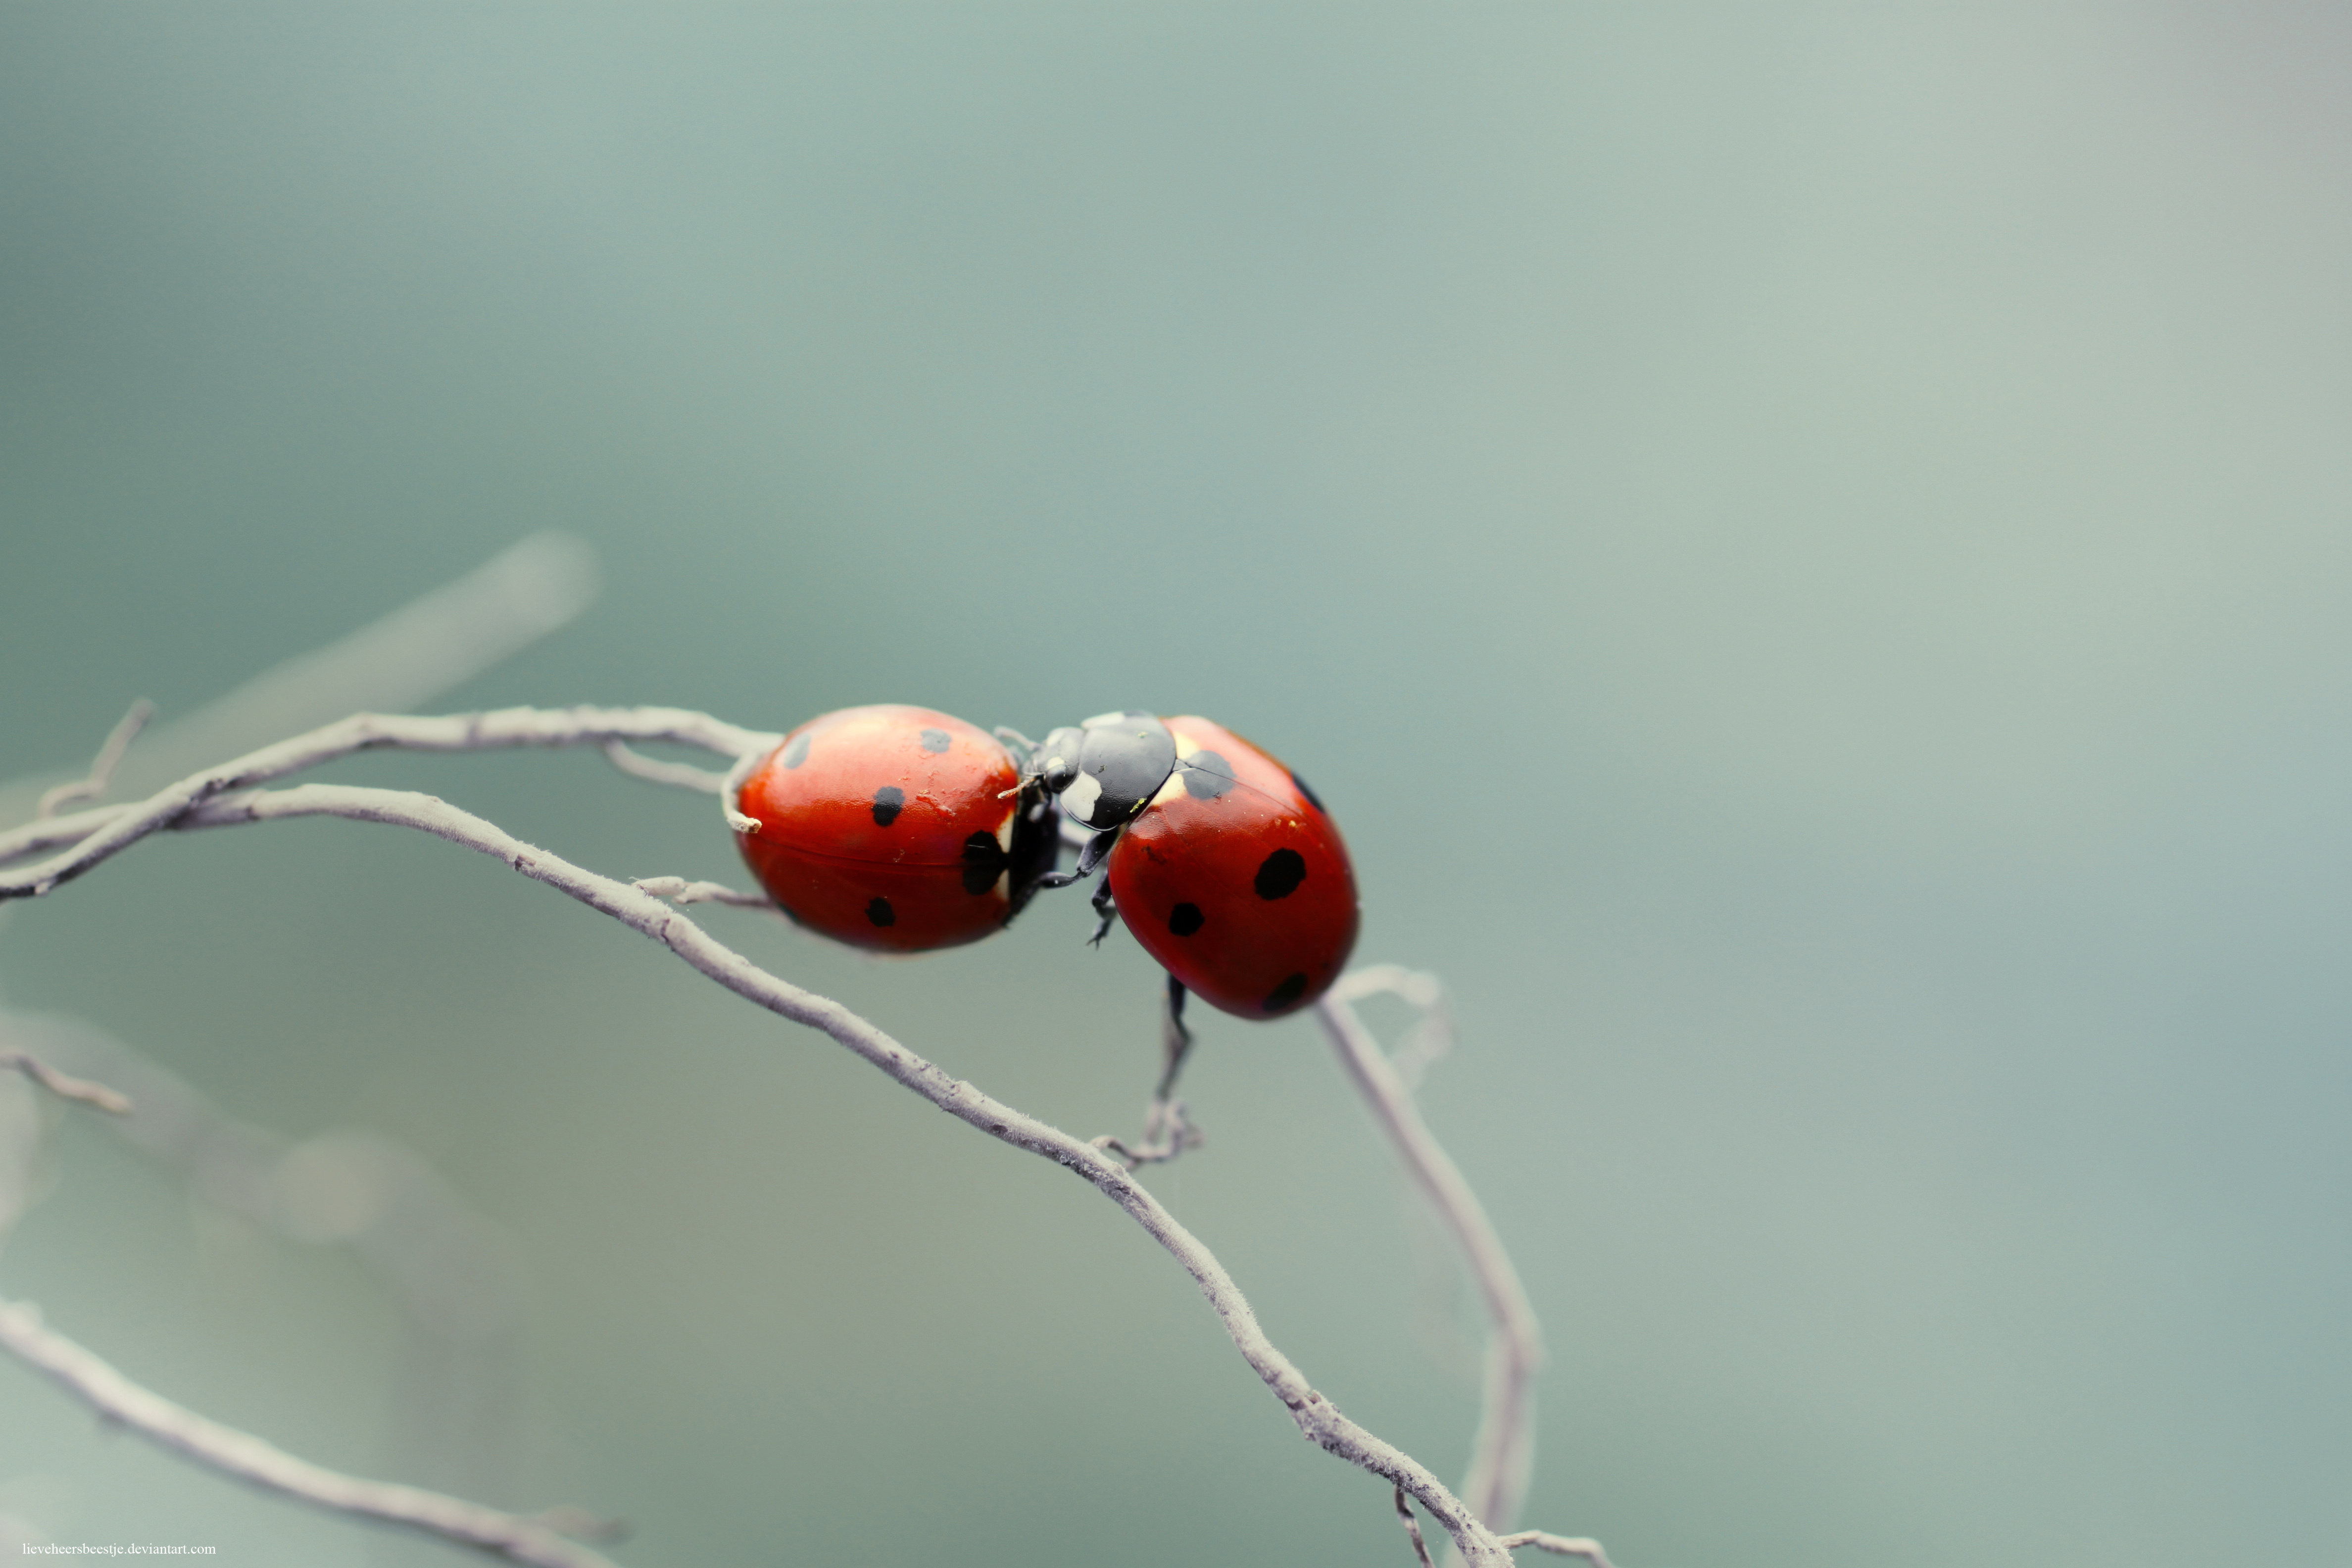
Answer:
0;706;1615;1568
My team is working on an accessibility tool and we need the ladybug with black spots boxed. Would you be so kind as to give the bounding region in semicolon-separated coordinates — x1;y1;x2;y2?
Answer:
1019;711;1359;1022
733;705;1058;952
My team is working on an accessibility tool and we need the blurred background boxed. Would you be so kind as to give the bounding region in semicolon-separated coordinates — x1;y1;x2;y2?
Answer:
2;5;2348;1565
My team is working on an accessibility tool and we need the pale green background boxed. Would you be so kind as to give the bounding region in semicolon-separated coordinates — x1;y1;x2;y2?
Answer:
3;6;2348;1566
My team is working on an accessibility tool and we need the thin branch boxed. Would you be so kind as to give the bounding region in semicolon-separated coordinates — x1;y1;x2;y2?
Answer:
1340;963;1456;1093
1318;977;1547;1542
34;699;155;820
4;1008;539;1505
0;535;599;833
0;802;133;869
600;740;730;795
0;1297;619;1568
0;706;780;895
88;774;1521;1566
632;876;773;909
1397;1486;1437;1568
0;1051;132;1115
718;746;766;834
1496;1532;1619;1567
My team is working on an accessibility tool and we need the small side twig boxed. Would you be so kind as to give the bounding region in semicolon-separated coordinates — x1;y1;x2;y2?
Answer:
0;1297;619;1568
719;745;767;834
632;875;773;909
1496;1531;1619;1567
0;1051;132;1115
34;699;155;820
1397;1485;1437;1568
601;739;731;794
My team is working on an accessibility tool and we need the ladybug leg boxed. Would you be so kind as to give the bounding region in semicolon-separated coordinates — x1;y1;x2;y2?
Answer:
1163;973;1192;1049
1091;976;1207;1171
1085;875;1120;947
1031;826;1118;891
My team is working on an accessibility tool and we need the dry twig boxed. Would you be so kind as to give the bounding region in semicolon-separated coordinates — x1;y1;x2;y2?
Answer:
1320;972;1548;1545
0;706;777;890
0;1297;618;1568
0;536;599;841
34;699;155;820
0;740;1525;1566
600;738;732;794
632;875;774;909
1496;1531;1619;1567
0;707;1621;1566
0;1050;132;1115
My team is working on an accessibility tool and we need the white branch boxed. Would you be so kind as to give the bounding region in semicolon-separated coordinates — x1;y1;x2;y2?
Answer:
0;1050;132;1115
0;802;131;868
0;1297;620;1568
34;699;155;820
1496;1532;1619;1567
0;706;779;893
0;708;1630;1564
1318;978;1548;1545
632;876;773;909
600;740;731;795
41;767;1519;1565
3;1009;531;1347
0;533;599;830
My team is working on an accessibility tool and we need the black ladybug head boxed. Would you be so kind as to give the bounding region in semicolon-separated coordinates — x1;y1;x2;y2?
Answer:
1033;726;1086;794
1039;711;1177;831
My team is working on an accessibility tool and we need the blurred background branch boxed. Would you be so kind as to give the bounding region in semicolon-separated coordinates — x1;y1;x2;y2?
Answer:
1323;970;1545;1559
0;534;598;832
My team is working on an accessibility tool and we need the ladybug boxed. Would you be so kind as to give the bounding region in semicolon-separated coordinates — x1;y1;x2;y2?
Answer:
1024;711;1358;1020
735;705;1058;952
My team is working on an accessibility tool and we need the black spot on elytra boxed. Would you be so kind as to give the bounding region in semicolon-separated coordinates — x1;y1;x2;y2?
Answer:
1263;973;1309;1013
1254;847;1306;900
872;786;906;826
865;896;895;927
919;728;951;754
962;831;1007;895
1289;771;1324;811
1181;751;1238;800
1168;902;1205;936
780;733;811;769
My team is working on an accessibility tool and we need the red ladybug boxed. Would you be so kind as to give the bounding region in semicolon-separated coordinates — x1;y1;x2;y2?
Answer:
735;705;1057;952
1024;712;1358;1019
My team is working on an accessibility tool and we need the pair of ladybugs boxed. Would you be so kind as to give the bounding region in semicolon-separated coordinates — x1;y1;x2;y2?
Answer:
732;705;1359;1021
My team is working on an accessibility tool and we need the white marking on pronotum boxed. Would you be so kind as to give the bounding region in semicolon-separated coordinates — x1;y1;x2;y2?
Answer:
1060;770;1103;825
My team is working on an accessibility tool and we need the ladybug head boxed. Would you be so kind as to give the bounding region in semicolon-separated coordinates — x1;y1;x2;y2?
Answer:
1033;711;1177;832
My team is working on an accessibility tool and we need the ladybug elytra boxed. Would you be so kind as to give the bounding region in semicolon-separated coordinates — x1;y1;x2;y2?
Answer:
734;705;1058;952
1023;712;1359;1019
